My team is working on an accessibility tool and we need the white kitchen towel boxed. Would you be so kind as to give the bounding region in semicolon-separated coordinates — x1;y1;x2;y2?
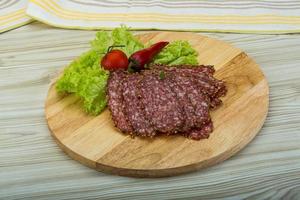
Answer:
0;0;33;33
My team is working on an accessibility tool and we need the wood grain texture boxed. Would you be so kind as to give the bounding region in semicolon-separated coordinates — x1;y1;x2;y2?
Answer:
0;22;300;198
45;32;269;177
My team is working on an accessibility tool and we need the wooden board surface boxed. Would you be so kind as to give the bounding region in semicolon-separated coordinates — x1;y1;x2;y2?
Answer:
45;32;269;177
2;22;300;199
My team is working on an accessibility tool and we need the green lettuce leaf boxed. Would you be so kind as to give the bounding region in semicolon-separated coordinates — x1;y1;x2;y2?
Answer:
56;26;143;115
153;40;198;65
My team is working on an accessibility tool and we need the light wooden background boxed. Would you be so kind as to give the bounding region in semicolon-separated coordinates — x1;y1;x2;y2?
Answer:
0;22;300;199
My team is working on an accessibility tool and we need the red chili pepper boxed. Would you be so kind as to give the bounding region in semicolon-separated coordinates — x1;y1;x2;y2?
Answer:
128;41;169;71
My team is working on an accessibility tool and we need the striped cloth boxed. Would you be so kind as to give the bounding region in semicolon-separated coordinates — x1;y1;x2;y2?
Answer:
2;0;300;34
0;0;33;33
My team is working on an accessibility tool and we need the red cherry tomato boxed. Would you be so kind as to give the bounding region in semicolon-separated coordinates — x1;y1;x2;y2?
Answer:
101;49;129;71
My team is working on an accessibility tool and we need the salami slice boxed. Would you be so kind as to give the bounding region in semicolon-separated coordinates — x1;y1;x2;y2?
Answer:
140;70;184;134
165;70;210;129
107;70;132;133
122;74;156;137
187;120;213;140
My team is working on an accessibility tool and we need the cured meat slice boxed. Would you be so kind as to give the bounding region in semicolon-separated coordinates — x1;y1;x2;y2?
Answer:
139;71;184;133
187;120;213;140
159;66;222;97
163;71;198;132
107;70;132;133
165;70;210;130
152;65;227;108
152;64;215;76
187;72;226;108
122;74;156;137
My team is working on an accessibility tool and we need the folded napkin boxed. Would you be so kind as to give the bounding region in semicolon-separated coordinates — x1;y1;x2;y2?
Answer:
0;0;32;33
2;0;300;34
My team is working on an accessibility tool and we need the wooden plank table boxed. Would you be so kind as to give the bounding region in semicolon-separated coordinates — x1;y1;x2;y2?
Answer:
1;22;300;199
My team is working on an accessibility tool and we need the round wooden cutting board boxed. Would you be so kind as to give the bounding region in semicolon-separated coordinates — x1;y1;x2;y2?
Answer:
45;32;269;177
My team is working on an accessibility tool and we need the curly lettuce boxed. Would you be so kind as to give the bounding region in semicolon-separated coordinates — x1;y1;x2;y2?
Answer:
153;41;198;65
56;26;144;115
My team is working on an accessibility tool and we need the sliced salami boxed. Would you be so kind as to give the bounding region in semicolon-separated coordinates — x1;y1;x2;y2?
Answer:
107;70;132;133
140;70;184;134
107;65;227;140
122;73;156;137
